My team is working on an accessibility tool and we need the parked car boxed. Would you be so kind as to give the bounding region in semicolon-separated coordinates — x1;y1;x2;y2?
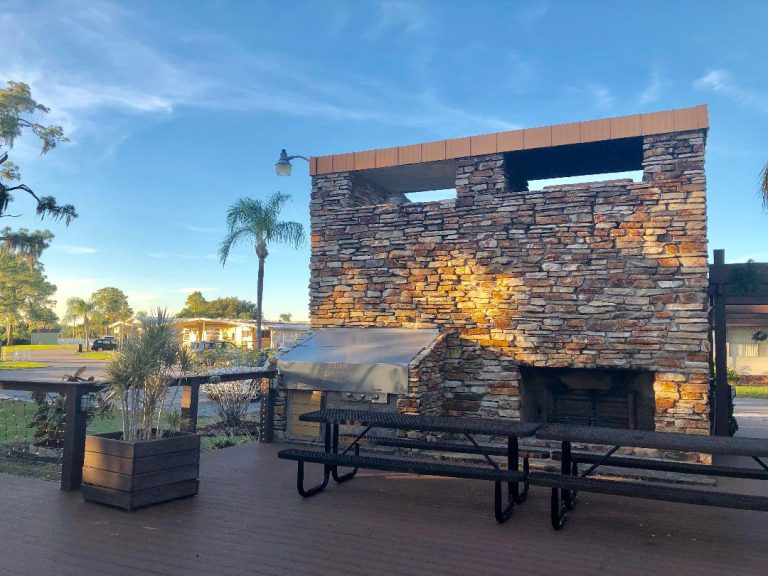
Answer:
189;340;237;353
91;338;119;351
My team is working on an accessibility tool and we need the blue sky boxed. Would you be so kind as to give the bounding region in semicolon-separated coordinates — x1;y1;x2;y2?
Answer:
3;0;767;322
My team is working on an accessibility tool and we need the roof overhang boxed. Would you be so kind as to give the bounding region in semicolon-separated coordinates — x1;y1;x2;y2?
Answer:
308;105;709;194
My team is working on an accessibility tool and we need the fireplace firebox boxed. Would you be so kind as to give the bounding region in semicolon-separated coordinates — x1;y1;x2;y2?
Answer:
519;367;656;430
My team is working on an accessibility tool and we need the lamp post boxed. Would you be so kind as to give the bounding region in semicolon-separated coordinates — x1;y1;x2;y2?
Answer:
275;149;310;177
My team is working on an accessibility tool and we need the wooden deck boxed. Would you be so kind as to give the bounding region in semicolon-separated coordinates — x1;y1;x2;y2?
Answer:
1;443;768;575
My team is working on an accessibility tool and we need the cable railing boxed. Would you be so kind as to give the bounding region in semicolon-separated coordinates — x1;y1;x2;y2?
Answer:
0;370;277;490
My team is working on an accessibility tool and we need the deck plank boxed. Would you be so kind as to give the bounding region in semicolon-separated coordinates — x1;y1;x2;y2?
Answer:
0;443;767;575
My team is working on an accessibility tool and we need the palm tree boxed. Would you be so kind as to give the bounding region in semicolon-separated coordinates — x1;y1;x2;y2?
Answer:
761;162;768;210
219;192;305;352
66;296;96;350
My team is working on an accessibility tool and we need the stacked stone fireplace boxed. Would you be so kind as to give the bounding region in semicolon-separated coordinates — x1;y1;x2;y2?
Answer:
277;106;710;439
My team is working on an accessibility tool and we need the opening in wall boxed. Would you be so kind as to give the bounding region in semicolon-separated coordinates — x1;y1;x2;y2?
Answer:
504;137;644;191
404;188;457;202
519;367;656;430
528;170;643;190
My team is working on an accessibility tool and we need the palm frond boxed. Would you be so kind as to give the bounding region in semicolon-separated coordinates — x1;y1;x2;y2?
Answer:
761;162;768;210
271;220;306;249
219;225;253;265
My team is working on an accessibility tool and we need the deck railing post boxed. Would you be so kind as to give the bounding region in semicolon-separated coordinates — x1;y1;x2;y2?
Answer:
713;249;730;436
61;385;88;491
259;376;275;443
181;382;200;433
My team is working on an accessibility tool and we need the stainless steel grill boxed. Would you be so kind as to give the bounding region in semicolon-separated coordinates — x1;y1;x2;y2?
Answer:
277;328;440;397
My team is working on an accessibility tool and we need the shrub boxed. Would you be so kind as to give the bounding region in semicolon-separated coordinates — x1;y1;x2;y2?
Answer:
197;346;267;430
202;379;260;428
28;391;113;448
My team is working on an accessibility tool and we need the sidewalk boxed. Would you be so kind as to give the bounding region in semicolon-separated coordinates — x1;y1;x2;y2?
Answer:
734;397;768;439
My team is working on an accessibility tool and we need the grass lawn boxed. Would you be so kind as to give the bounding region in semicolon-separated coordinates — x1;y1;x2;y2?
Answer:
2;345;76;352
735;386;768;400
0;362;49;369
0;397;61;481
0;395;260;482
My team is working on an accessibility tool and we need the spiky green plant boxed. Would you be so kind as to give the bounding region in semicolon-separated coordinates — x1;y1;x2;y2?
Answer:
105;309;192;442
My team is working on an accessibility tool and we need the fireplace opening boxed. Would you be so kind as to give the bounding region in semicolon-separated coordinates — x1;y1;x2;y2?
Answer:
519;367;655;430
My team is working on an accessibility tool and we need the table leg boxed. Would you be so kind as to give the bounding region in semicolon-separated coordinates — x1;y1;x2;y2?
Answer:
562;440;576;510
331;421;359;483
295;423;332;497
509;436;529;504
550;440;571;529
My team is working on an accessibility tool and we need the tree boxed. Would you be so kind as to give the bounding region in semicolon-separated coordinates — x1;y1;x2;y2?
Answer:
761;162;768;211
279;313;292;322
66;297;96;350
176;291;260;320
0;227;53;269
91;287;133;334
219;193;305;351
177;291;208;317
0;81;76;224
0;254;57;344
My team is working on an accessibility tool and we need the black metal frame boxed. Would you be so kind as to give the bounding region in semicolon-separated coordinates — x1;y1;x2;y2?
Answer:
290;414;532;523
297;421;332;497
548;440;768;530
550;441;577;529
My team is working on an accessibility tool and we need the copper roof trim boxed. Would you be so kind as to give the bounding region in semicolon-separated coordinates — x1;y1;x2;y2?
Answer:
309;105;708;176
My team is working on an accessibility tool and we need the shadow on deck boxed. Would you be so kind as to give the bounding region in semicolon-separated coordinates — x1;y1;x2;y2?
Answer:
1;442;767;575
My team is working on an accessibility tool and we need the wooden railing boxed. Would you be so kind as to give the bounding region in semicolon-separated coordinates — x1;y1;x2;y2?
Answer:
0;369;277;491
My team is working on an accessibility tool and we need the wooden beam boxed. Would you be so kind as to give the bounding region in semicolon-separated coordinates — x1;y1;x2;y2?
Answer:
61;388;88;491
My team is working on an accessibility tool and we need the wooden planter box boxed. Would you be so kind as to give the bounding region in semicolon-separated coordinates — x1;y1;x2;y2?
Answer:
81;431;200;510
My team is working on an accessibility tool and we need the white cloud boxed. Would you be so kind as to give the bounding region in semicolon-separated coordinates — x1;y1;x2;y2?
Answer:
55;244;98;255
590;85;614;109
146;252;166;258
365;1;428;39
638;71;662;105
568;84;614;110
694;68;768;114
0;0;518;149
512;0;549;26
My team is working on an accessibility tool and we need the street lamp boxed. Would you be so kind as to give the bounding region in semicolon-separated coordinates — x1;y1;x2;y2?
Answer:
275;149;310;177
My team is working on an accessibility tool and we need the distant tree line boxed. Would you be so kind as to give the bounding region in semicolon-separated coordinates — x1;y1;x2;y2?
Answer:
176;291;262;320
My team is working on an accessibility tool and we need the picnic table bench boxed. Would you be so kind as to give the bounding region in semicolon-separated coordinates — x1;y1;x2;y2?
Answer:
278;409;539;523
531;423;768;529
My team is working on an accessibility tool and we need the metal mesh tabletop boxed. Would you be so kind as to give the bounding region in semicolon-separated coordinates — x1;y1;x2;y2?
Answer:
299;409;540;437
537;424;768;457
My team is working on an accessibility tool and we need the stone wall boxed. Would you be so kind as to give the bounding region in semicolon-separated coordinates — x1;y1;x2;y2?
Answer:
309;129;709;435
402;332;448;415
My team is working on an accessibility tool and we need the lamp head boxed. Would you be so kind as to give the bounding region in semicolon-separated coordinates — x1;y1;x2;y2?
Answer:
275;149;292;177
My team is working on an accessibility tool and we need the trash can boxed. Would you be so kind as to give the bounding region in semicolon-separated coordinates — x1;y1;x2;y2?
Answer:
78;344;83;353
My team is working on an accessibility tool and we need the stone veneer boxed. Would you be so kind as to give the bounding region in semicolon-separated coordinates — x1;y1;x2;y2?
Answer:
309;129;709;436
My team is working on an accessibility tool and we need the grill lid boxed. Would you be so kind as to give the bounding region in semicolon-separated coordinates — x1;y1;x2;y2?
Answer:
277;328;440;395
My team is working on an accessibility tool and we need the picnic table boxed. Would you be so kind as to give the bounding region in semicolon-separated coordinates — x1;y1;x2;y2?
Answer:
278;409;540;522
531;423;768;529
279;412;768;529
